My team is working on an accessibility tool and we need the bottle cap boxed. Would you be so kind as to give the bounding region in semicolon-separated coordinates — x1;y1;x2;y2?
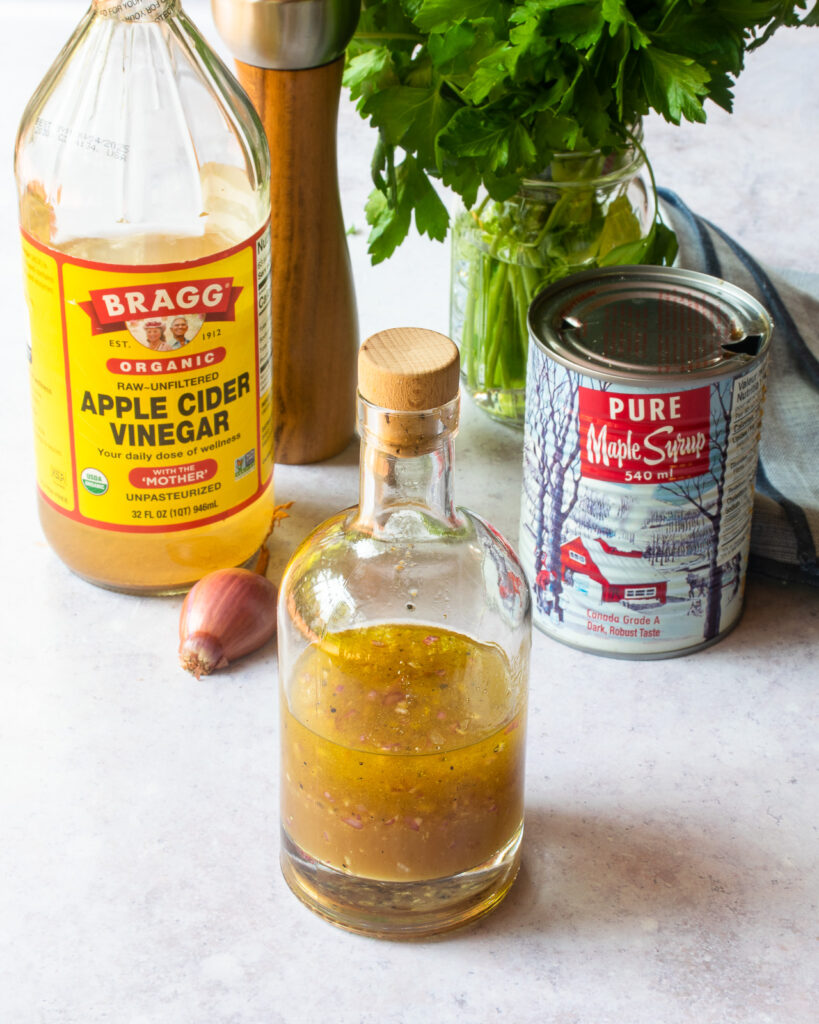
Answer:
358;328;460;411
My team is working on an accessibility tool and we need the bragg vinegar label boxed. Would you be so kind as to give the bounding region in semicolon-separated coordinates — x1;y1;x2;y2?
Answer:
22;224;273;533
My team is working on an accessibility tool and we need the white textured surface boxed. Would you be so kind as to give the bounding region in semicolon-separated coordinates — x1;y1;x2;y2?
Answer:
1;5;817;1023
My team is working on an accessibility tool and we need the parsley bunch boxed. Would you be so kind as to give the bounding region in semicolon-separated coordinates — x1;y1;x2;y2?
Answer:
346;0;817;263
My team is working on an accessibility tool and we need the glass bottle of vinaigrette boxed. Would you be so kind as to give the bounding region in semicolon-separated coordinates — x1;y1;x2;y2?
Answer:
277;328;531;937
15;0;273;593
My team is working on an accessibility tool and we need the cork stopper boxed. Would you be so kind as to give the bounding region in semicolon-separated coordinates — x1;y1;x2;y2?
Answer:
357;328;460;455
358;328;460;411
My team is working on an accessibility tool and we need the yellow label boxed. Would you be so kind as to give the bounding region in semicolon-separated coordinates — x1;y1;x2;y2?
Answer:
22;224;273;533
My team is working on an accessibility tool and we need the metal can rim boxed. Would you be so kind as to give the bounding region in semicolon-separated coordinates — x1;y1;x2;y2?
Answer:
527;265;773;386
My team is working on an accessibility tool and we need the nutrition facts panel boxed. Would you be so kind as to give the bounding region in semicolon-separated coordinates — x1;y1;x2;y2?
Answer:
717;359;768;565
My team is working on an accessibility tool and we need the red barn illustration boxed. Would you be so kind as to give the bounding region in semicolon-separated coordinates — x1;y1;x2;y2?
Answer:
559;536;667;604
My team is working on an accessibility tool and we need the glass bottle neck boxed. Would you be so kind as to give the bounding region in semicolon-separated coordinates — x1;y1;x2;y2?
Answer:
355;396;461;536
93;0;178;22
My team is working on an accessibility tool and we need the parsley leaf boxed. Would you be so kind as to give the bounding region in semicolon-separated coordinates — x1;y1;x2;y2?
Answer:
414;0;499;33
639;47;710;124
365;154;449;262
347;0;817;261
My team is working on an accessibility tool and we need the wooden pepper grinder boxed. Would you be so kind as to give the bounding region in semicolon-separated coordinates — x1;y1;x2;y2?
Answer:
211;0;360;464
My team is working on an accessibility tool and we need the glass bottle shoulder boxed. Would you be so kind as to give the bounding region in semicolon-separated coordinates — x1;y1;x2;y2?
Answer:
15;2;270;257
279;503;530;648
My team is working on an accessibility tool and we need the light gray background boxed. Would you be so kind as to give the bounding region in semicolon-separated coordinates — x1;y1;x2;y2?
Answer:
1;4;817;1023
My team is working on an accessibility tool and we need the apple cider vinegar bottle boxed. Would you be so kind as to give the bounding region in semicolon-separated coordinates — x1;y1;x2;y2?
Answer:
15;0;273;593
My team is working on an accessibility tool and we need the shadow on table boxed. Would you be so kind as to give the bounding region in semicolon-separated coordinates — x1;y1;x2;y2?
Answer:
480;805;749;939
711;575;819;658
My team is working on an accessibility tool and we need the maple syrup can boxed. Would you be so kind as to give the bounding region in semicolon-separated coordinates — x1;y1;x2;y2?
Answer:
520;266;772;658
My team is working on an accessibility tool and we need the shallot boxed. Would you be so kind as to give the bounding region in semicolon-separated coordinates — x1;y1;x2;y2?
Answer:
178;567;278;678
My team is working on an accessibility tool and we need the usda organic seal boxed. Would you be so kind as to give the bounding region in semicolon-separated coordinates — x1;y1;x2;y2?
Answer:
81;468;109;496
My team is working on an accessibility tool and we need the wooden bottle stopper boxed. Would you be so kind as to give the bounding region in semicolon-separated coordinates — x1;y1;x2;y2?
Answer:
358;328;460;455
358;327;460;410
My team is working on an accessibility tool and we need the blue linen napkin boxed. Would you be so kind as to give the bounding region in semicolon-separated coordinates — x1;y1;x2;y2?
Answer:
659;189;819;587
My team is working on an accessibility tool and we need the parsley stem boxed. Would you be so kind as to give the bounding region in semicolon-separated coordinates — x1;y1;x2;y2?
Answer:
385;144;398;208
459;249;481;386
440;77;467;103
485;261;509;389
511;269;530;371
625;126;662;230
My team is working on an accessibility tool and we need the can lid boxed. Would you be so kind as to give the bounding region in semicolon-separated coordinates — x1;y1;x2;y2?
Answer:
528;266;772;383
358;328;460;411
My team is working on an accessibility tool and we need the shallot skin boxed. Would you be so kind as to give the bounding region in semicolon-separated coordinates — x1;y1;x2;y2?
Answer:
178;567;278;678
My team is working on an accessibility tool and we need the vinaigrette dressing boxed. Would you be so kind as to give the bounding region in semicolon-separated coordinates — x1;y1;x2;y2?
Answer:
281;623;526;882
